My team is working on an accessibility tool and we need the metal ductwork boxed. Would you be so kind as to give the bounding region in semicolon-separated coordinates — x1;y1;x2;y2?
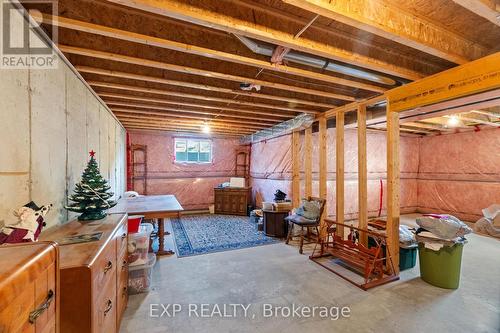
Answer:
240;113;314;144
234;35;398;86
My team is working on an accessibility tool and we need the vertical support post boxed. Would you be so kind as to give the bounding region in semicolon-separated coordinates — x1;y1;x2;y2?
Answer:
357;104;368;246
387;105;400;275
304;127;313;198
318;117;327;238
292;130;300;207
336;110;345;239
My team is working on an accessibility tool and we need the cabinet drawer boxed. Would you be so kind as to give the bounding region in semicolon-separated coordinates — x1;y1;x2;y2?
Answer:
116;272;128;325
115;222;128;256
0;263;56;333
94;282;117;333
34;262;57;333
92;241;117;293
0;283;35;332
117;245;128;275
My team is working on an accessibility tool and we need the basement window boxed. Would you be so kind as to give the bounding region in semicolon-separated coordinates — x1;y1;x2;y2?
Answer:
174;138;212;163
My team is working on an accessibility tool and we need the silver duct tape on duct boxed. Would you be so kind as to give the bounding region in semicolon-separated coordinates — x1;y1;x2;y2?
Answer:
240;113;315;144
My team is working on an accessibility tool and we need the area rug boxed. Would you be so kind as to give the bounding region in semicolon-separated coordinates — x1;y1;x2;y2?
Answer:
171;215;279;257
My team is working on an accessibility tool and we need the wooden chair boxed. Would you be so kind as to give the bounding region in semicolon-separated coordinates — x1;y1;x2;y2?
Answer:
285;197;326;254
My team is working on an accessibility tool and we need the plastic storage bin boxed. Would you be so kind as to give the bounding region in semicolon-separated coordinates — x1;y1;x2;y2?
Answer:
418;242;464;289
368;236;418;271
128;223;153;267
128;253;156;294
399;245;417;270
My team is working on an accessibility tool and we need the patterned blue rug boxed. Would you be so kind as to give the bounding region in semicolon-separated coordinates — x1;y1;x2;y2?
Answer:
171;214;279;257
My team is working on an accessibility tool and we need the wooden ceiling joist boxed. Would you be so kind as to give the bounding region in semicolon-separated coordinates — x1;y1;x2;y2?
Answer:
38;14;386;93
109;102;272;130
100;94;286;122
120;122;245;136
122;124;244;136
323;94;386;119
232;0;445;74
111;109;278;127
99;93;291;121
111;106;278;122
400;121;453;132
111;111;270;130
59;45;355;102
76;66;337;109
102;0;423;80
88;81;307;115
450;115;500;127
118;118;255;134
282;0;487;64
125;127;242;137
117;119;258;133
118;115;258;133
471;109;500;118
452;0;500;27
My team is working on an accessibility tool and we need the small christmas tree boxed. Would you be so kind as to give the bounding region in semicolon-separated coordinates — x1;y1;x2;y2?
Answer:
65;151;117;221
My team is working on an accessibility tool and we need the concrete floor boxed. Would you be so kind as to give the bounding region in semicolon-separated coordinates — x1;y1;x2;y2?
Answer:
120;218;500;333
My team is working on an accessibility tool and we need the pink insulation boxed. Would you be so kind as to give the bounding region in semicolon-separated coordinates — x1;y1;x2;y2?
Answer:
128;130;244;210
250;129;420;220
250;135;292;207
417;128;500;221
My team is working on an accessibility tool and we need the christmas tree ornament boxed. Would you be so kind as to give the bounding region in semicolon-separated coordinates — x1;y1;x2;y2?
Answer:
65;150;117;221
0;201;53;245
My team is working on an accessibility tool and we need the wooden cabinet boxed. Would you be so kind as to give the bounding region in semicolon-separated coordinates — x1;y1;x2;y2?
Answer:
39;214;128;333
263;210;290;238
0;242;59;333
214;187;251;215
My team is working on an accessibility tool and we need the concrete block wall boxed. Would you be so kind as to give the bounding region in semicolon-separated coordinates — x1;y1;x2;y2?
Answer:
0;26;126;228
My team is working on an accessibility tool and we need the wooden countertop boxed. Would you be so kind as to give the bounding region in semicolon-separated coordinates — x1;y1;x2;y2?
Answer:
39;214;127;269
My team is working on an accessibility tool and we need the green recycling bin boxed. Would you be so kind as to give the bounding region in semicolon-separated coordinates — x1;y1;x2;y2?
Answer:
418;242;464;289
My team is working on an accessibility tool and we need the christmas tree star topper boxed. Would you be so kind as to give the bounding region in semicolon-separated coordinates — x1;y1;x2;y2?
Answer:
89;150;96;157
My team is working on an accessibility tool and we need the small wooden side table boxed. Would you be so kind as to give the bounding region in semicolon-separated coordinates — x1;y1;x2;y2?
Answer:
263;210;290;238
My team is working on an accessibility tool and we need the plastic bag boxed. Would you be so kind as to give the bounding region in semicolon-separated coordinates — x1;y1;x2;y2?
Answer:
399;225;416;247
482;204;500;227
474;217;500;238
416;214;472;239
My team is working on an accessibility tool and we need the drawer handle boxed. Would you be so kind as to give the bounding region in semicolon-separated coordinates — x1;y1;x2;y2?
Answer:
104;261;113;273
121;233;127;240
104;300;113;316
29;290;54;324
122;286;127;296
122;260;128;269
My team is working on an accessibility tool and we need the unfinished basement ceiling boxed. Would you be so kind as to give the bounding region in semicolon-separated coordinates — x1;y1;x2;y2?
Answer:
27;0;500;136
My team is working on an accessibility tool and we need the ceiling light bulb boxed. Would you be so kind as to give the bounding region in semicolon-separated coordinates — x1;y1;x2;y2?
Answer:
202;123;211;134
447;115;460;127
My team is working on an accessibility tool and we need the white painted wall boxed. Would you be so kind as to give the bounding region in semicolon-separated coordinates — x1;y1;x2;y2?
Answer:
0;8;126;228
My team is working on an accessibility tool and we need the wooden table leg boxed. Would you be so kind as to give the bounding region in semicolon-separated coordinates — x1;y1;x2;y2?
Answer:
156;217;175;256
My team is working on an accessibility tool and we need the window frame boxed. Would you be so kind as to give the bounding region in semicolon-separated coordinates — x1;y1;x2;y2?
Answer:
174;137;213;164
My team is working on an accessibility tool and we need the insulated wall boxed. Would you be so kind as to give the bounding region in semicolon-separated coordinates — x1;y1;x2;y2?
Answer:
250;129;420;220
250;135;292;207
0;63;126;228
128;130;244;211
417;128;500;221
0;12;126;228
